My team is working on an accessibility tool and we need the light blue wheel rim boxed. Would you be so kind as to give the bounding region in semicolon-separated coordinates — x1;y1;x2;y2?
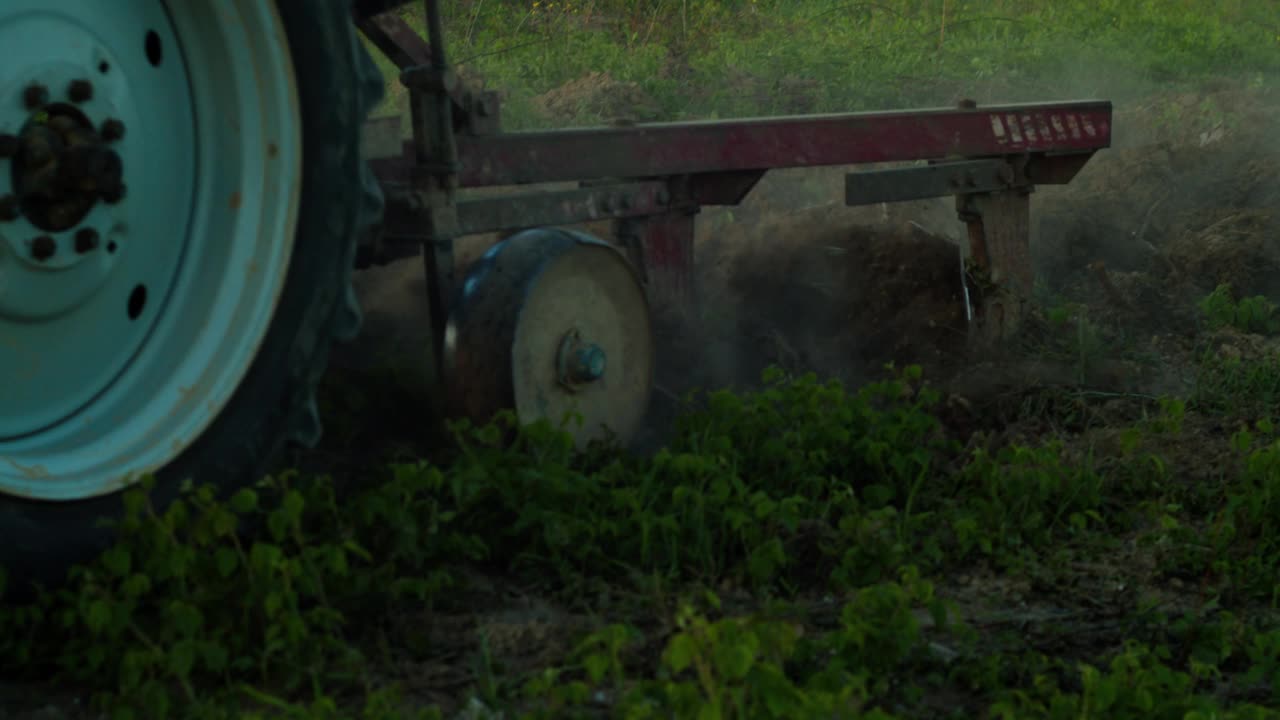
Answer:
0;1;302;501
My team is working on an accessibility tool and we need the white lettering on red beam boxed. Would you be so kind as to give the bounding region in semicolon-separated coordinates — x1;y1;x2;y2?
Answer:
991;111;1107;148
1036;115;1054;142
1020;116;1037;143
1050;115;1067;140
990;115;1007;144
1005;114;1023;143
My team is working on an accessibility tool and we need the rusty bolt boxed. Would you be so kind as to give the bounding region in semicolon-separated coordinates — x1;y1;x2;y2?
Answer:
67;79;93;103
74;228;99;253
0;194;19;221
102;182;126;204
30;235;56;261
100;119;125;142
0;133;18;158
23;83;48;109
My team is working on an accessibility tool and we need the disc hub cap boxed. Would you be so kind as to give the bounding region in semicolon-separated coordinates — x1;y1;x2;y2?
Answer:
558;329;608;389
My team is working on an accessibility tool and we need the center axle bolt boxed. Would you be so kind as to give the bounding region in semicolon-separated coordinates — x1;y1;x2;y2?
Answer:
30;235;55;261
569;345;607;383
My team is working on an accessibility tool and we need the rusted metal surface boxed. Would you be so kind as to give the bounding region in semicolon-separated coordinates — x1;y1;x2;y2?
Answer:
386;0;462;370
616;210;698;310
846;159;1026;206
356;12;431;69
958;191;1033;346
846;152;1088;207
1025;152;1094;185
456;181;671;234
690;170;766;206
380;181;672;238
352;0;415;22
368;101;1112;188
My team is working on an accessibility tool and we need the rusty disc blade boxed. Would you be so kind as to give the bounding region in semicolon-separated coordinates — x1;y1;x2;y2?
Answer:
444;227;654;447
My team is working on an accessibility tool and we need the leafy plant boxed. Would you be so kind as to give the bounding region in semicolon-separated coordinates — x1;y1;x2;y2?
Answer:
1199;283;1280;335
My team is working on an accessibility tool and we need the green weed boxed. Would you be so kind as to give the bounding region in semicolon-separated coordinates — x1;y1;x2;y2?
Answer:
4;358;1280;716
1199;283;1280;335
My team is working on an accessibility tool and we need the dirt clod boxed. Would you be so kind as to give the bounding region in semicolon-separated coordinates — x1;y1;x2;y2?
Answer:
530;71;662;125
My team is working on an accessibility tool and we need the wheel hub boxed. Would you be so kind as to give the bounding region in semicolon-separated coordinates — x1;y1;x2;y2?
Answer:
0;78;127;280
558;329;608;389
8;98;125;234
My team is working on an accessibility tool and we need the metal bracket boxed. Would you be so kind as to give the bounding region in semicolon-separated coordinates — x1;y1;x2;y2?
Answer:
845;158;1030;206
454;181;670;235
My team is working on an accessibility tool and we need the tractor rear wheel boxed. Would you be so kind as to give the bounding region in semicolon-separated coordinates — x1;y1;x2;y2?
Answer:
0;0;383;589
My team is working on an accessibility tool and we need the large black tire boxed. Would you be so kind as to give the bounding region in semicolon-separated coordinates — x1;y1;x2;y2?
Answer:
0;0;384;592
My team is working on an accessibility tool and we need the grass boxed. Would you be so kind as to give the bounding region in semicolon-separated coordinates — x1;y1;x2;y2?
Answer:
369;0;1280;128
5;2;1280;718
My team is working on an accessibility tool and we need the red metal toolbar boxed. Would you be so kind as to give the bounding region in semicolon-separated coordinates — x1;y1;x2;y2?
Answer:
370;101;1112;189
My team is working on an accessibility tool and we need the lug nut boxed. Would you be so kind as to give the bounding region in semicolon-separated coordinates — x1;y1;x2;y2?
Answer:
0;195;19;221
67;79;93;103
102;183;126;204
0;134;18;158
23;83;48;109
31;235;56;261
74;228;99;253
100;119;125;142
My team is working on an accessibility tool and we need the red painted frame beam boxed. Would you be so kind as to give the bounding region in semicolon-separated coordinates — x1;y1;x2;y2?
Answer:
370;100;1111;188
